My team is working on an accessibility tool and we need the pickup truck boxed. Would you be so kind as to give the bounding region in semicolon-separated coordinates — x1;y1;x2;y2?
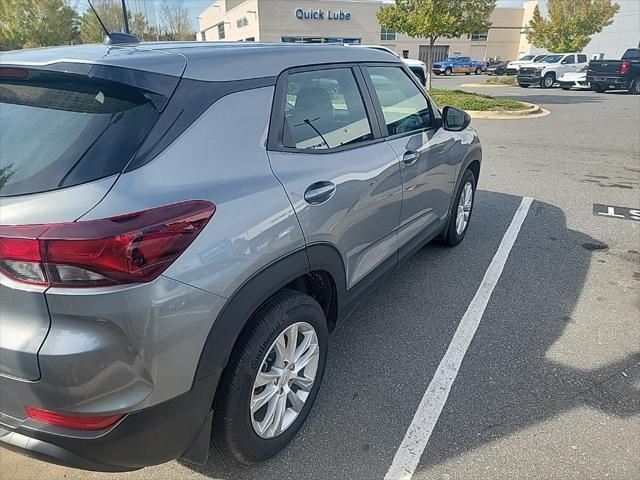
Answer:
505;54;547;75
433;57;486;76
587;48;640;94
517;53;589;88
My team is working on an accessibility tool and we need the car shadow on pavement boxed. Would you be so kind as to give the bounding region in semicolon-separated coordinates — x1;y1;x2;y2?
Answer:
180;191;639;480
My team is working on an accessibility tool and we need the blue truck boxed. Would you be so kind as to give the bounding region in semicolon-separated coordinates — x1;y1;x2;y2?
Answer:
433;57;486;76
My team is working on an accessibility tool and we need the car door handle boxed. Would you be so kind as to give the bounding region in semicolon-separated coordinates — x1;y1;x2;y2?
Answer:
403;150;420;166
304;181;336;205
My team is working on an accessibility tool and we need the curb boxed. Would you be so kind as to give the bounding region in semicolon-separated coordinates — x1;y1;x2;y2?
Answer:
460;83;515;88
466;102;550;120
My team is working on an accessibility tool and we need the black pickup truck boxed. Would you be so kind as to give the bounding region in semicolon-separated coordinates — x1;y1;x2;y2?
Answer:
587;48;640;94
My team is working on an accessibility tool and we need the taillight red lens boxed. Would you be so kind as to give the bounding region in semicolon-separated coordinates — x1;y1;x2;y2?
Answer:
25;406;123;430
0;200;215;287
620;60;629;75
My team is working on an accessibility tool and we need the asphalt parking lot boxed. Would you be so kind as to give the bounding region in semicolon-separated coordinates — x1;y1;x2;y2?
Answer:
1;75;638;480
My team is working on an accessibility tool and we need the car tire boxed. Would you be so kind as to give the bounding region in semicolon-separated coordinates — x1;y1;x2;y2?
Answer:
445;67;452;76
475;67;482;75
465;71;471;75
496;67;505;76
629;78;640;95
440;169;476;247
592;83;607;93
212;289;328;464
561;86;571;90
519;83;529;88
541;73;555;88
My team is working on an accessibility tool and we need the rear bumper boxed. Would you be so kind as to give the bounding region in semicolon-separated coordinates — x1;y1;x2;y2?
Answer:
0;376;216;471
586;75;629;88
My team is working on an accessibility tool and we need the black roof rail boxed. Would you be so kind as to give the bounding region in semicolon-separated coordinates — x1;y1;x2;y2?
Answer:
105;32;140;45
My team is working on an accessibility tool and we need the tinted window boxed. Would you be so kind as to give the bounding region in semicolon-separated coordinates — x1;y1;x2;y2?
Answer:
0;70;158;197
366;66;433;136
283;68;373;150
577;54;588;63
562;55;575;64
622;49;640;60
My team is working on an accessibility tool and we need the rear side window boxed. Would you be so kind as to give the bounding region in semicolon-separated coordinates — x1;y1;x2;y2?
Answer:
577;54;587;63
0;69;159;196
283;68;373;150
365;66;433;136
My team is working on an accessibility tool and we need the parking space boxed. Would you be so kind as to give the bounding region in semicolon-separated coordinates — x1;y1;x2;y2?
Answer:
1;76;638;480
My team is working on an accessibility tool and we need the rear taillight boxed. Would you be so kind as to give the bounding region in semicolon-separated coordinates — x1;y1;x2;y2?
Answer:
25;406;123;430
0;201;215;288
620;60;630;75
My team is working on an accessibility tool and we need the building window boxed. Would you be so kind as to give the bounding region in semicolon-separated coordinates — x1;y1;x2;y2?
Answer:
380;28;396;41
471;31;488;41
217;23;225;40
201;31;207;41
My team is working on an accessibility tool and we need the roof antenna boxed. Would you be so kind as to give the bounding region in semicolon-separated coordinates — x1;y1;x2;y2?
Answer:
87;0;140;45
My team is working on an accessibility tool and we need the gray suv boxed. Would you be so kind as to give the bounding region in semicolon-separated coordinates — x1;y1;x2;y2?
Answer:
0;42;481;471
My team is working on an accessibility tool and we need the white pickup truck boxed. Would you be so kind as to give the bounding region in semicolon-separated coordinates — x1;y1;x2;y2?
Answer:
517;53;589;88
505;54;547;75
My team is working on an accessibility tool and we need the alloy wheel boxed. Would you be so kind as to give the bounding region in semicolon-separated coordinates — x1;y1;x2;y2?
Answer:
455;181;474;235
250;322;319;439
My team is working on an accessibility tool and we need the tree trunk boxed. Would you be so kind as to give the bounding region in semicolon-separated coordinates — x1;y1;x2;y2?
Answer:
426;36;437;91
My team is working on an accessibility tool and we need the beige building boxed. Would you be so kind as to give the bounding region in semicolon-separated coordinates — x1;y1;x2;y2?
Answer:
197;0;539;62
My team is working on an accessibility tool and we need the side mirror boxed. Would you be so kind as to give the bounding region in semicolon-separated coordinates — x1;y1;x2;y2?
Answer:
442;106;471;131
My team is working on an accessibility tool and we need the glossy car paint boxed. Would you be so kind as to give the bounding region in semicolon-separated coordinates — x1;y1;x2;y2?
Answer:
0;42;481;470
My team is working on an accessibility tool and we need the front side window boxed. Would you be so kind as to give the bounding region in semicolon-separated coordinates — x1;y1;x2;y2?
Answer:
366;66;433;136
562;55;575;64
283;68;373;150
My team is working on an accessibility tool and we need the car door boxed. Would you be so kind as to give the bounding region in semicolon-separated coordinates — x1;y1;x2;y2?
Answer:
361;64;458;254
267;65;403;290
560;54;577;76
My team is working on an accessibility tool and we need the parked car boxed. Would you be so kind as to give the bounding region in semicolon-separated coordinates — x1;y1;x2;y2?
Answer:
348;44;428;85
518;53;589;88
0;41;482;471
505;54;547;75
558;65;590;90
433;57;486;76
587;48;640;94
486;60;509;76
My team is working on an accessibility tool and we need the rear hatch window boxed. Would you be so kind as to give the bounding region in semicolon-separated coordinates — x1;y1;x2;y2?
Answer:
0;69;159;197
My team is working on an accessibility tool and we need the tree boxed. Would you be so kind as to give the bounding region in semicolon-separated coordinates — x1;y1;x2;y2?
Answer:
378;0;496;89
526;0;619;52
160;0;193;41
79;0;149;43
0;0;77;50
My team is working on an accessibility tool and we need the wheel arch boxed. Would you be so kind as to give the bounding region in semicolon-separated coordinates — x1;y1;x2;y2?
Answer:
193;244;347;385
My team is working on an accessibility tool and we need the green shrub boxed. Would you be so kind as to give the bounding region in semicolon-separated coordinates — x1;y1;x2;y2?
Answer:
429;88;528;111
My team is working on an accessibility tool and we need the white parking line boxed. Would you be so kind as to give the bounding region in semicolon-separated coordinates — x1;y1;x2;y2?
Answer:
384;196;534;480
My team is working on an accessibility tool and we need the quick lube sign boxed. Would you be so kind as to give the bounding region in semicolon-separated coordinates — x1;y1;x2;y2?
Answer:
295;8;351;21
